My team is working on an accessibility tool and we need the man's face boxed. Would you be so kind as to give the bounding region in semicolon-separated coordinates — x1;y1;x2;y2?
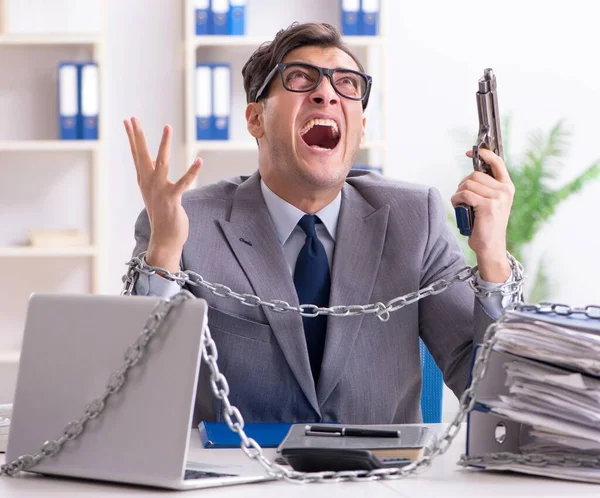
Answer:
249;46;367;193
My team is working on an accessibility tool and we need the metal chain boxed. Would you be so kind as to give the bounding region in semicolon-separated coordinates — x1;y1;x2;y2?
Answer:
0;288;500;482
195;308;503;483
2;253;531;481
121;251;525;320
459;451;600;470
508;302;600;319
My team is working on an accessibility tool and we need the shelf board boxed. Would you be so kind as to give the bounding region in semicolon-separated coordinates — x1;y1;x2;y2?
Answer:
0;140;100;152
0;351;20;364
194;139;385;152
192;35;383;48
0;34;102;46
0;246;97;258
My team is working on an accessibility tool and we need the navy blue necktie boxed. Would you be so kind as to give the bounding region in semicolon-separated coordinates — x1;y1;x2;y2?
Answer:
293;215;330;384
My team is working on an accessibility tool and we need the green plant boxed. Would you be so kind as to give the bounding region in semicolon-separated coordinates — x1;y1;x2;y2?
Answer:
450;118;600;302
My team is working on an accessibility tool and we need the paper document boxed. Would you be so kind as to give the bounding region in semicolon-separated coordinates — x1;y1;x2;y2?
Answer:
469;307;600;483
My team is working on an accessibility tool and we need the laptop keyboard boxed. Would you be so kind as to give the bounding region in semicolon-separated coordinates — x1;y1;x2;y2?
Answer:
184;469;238;480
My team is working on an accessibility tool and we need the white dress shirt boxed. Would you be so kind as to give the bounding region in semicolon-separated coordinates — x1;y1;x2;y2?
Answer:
135;179;513;318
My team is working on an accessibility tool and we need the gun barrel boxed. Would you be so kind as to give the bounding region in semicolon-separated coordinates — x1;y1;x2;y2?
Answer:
474;68;503;173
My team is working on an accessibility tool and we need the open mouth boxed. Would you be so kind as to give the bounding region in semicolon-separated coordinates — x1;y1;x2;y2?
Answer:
300;118;341;151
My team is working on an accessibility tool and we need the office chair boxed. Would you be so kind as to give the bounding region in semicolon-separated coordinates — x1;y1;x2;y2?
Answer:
419;339;443;423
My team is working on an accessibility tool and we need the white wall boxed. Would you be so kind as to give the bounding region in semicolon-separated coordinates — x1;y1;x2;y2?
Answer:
383;0;600;303
104;0;184;293
382;0;600;420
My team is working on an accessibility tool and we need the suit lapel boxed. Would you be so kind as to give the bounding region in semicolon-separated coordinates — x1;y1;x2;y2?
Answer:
317;183;390;406
217;173;319;415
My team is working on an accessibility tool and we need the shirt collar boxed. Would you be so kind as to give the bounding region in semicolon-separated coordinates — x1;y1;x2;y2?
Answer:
260;179;341;245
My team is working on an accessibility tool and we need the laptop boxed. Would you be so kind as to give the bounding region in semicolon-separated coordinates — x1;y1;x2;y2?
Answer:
6;293;271;490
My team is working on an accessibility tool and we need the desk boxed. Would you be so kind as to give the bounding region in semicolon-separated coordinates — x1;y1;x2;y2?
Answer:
1;425;599;497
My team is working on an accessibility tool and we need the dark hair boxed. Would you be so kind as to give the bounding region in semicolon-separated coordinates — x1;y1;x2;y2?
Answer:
242;22;367;107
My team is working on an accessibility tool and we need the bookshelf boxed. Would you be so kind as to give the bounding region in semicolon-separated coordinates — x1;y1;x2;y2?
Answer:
182;0;388;185
0;246;98;258
0;0;107;403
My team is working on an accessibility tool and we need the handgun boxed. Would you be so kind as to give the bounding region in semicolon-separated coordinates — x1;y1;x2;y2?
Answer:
455;68;504;236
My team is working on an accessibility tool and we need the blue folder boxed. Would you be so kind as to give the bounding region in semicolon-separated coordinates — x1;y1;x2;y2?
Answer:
341;0;360;36
228;0;246;35
198;421;292;448
210;0;229;35
360;0;380;36
195;0;210;35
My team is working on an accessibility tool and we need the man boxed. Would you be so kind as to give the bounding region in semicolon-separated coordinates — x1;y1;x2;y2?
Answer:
124;22;517;426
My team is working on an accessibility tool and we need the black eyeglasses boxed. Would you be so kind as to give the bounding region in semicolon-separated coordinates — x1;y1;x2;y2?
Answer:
255;62;372;109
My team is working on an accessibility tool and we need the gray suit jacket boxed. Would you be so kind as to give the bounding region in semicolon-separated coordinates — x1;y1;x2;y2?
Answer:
132;170;494;426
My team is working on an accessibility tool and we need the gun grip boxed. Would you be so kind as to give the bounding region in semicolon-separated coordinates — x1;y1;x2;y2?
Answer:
455;205;474;236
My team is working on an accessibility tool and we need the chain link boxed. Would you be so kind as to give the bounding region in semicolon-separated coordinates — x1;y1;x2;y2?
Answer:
3;253;530;482
120;251;525;321
459;451;600;470
513;302;600;319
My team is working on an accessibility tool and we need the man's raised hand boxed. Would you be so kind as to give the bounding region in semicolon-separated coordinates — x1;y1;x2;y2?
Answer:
124;117;202;272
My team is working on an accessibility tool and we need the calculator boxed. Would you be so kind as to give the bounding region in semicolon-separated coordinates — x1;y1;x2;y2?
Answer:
280;447;412;472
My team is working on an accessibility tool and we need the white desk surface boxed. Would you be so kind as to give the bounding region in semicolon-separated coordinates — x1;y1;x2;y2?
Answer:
2;424;600;497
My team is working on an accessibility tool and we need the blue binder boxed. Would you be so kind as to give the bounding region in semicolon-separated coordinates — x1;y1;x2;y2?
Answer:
78;62;99;140
198;421;292;448
341;0;360;36
228;0;246;35
210;0;229;35
57;62;79;140
194;0;210;35
360;0;380;36
195;63;212;140
211;63;231;140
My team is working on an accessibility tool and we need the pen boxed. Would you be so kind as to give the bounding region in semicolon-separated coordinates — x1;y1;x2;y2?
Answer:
304;425;401;438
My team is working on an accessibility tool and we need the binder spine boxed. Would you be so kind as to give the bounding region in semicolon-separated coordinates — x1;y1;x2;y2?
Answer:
210;0;229;35
341;0;360;36
79;63;99;140
465;348;524;462
58;62;79;140
195;64;212;140
228;0;246;35
194;0;211;35
211;63;231;140
360;0;380;36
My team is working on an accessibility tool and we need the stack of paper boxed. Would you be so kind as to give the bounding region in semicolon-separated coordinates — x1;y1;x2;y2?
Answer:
472;307;600;481
493;309;600;374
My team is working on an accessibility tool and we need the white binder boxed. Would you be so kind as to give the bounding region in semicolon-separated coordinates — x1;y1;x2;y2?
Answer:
58;63;79;140
79;63;99;140
195;64;212;140
211;64;231;140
